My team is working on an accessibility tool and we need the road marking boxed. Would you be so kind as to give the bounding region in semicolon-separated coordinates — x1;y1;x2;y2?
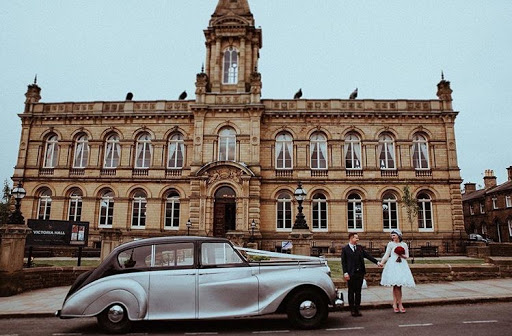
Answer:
253;331;290;334
185;333;218;335
463;320;498;324
1;334;19;336
52;334;82;336
399;323;433;327
326;327;365;331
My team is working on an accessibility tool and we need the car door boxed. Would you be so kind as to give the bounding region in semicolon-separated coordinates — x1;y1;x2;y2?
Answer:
198;242;259;318
147;242;197;320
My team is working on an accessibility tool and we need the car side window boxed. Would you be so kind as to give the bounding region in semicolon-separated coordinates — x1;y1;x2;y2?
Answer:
201;242;244;266
118;245;152;269
154;242;194;268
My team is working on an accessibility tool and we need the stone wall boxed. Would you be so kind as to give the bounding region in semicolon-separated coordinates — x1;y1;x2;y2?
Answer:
333;263;506;287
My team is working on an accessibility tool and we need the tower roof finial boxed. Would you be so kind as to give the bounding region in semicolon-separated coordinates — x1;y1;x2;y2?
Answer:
34;74;37;84
441;70;444;81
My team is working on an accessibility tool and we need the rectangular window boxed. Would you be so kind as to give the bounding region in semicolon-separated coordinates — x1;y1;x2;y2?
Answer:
201;242;244;266
99;199;114;227
383;202;398;230
508;219;512;237
506;196;512;208
470;204;475;215
480;203;485;214
277;201;292;230
418;201;433;230
165;200;180;229
154;243;194;267
68;199;82;222
312;201;328;230
348;202;363;230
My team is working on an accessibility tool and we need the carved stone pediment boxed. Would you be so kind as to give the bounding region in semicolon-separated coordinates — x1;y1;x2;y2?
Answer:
197;161;255;186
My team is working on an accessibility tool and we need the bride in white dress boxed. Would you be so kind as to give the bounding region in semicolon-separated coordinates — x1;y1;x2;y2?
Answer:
380;229;415;313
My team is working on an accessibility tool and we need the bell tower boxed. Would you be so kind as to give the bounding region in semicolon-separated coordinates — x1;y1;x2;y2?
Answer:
200;0;262;95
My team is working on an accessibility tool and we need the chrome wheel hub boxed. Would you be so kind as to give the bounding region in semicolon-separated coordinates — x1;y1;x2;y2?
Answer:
299;300;317;319
107;305;125;323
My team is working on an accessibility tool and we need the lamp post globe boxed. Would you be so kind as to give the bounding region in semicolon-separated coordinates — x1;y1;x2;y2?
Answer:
186;219;192;236
292;182;309;230
9;181;26;224
250;219;256;242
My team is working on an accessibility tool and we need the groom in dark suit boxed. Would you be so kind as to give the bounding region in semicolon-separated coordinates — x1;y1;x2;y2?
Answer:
341;233;382;316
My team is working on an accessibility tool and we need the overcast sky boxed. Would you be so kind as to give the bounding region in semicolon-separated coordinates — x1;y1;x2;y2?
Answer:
1;0;511;189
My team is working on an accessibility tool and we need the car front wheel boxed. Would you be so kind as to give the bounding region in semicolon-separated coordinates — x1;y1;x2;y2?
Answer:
286;289;328;329
97;304;132;334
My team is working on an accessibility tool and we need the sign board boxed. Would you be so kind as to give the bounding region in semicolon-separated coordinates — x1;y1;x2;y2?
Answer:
281;241;293;250
26;219;89;246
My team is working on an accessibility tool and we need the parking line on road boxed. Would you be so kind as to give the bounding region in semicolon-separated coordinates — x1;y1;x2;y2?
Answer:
52;334;82;336
0;334;19;336
185;333;218;335
253;331;290;334
399;323;433;328
463;320;498;324
326;327;365;331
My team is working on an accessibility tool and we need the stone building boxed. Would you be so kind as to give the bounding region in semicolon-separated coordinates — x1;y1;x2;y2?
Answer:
462;167;512;242
12;0;464;255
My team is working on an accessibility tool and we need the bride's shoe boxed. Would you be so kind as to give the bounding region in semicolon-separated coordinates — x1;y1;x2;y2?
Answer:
393;305;399;313
399;306;406;313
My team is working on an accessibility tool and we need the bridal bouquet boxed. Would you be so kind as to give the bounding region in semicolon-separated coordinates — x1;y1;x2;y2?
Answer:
394;246;405;263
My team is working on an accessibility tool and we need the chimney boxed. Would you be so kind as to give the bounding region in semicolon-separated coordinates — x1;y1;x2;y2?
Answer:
507;166;512;182
464;183;477;194
483;169;497;189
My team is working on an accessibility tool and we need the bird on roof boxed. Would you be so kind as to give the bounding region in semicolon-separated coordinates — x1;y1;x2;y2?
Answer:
294;88;302;99
179;90;187;100
349;88;358;100
125;92;133;101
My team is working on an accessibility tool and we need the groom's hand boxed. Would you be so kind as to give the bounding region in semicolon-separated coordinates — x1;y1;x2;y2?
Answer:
344;273;350;281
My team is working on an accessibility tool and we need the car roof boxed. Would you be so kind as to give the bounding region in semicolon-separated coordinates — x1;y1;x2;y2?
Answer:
114;236;229;251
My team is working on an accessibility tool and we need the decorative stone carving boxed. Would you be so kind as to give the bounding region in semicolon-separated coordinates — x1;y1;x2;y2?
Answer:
205;167;244;185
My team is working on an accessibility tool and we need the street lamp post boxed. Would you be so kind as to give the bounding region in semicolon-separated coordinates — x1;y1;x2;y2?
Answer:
292;182;308;230
250;219;256;242
9;181;26;225
186;219;191;236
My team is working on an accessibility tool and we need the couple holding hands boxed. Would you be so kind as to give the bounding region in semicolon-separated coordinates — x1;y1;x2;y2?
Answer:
341;230;415;317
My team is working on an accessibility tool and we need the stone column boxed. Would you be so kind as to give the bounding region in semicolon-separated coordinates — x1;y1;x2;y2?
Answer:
0;224;32;296
289;229;313;256
99;228;123;261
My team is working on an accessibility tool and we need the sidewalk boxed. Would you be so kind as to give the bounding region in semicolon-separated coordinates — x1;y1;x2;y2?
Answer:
1;278;512;318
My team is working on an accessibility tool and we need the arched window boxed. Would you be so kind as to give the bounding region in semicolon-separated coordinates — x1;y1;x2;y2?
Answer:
378;133;396;169
382;192;398;230
348;193;363;231
310;133;327;169
417;192;433;230
218;127;236;161
38;189;52;220
275;133;293;169
135;133;152;169
223;46;238;84
412;133;430;169
312;193;328;230
73;134;89;168
99;190;114;227
165;190;180;229
43;134;59;168
276;192;293;230
103;134;121;169
168;133;184;169
344;133;362;169
132;190;147;228
68;188;83;222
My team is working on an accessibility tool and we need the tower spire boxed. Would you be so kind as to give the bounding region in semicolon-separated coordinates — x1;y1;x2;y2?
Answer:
213;0;252;17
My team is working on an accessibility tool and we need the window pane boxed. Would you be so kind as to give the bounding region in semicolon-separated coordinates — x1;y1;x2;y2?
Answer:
201;242;243;265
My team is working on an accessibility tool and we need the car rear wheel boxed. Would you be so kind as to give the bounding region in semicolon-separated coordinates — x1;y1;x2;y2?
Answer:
97;304;132;334
286;289;328;329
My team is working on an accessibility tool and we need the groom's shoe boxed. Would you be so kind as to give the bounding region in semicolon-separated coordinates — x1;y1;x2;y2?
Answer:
353;309;362;317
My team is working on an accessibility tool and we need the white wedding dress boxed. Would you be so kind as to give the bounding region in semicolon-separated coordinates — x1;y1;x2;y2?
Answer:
380;241;416;287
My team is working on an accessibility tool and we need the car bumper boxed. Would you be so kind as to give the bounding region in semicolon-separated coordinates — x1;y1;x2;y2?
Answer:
330;289;344;311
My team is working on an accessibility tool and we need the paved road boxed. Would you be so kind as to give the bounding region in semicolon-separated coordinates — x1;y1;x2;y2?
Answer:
1;302;511;336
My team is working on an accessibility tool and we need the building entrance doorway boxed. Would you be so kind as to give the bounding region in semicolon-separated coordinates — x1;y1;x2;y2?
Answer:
213;186;236;237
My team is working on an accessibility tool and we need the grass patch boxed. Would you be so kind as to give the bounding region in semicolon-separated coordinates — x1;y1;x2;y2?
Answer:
28;259;101;267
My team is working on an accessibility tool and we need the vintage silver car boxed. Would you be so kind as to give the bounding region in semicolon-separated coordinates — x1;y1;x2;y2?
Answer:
57;236;343;333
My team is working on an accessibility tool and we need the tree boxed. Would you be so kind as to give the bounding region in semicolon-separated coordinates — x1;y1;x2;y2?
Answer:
0;179;12;224
402;185;419;263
